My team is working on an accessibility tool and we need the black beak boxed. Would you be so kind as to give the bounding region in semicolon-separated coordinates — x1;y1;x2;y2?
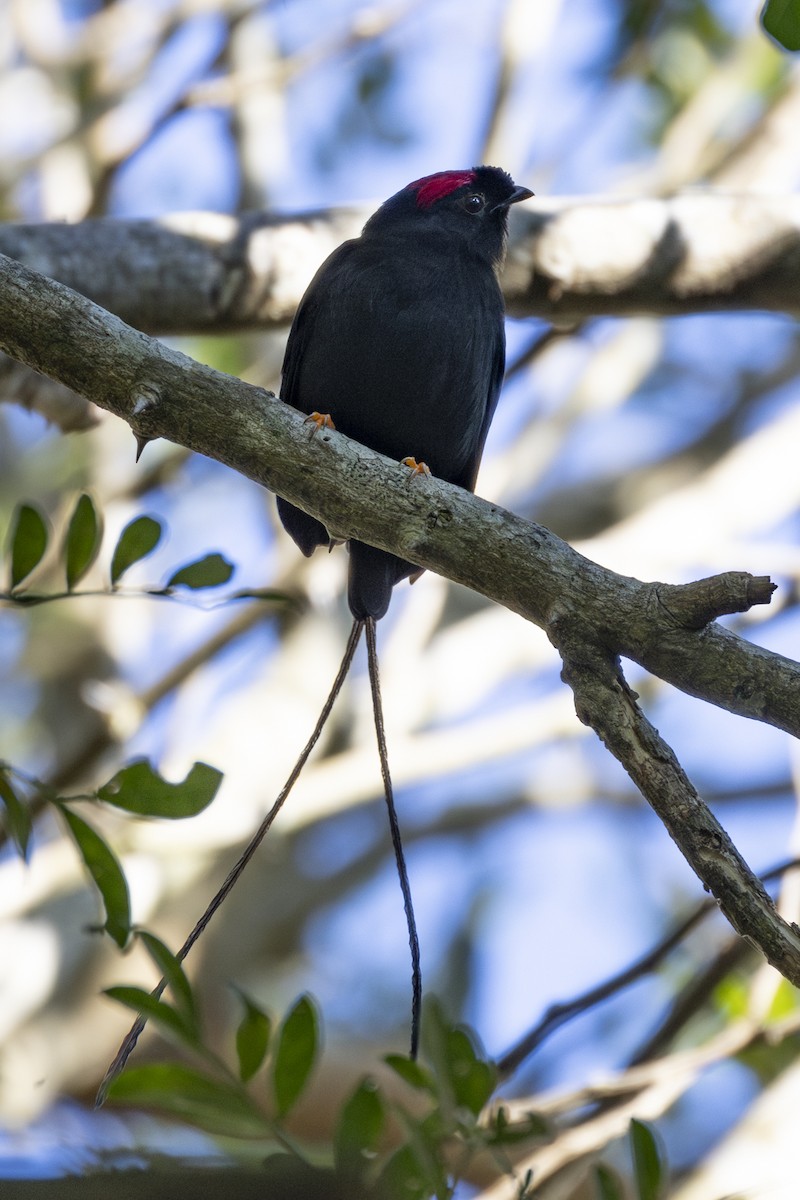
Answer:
492;185;534;213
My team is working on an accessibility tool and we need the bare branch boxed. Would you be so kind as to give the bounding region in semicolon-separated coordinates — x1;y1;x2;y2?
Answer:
558;642;800;987
0;209;365;333
1;193;800;340
505;193;800;321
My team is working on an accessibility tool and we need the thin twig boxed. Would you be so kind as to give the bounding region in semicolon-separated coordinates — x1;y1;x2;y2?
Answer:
497;901;710;1078
499;855;800;1078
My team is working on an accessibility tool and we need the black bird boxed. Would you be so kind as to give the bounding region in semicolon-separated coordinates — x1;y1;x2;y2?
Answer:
275;166;531;1056
277;165;532;619
98;169;532;1092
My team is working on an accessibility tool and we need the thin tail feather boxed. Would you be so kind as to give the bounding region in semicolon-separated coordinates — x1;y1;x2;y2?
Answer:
365;615;422;1058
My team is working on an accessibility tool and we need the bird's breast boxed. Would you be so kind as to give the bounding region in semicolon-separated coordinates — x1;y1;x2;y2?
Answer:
288;246;504;485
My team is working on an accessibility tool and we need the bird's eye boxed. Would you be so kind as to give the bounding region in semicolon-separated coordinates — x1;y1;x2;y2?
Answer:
462;192;486;214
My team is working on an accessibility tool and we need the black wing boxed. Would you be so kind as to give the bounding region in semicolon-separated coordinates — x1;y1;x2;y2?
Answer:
275;246;358;557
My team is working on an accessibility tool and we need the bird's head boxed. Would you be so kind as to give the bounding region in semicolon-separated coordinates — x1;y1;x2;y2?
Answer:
363;166;533;264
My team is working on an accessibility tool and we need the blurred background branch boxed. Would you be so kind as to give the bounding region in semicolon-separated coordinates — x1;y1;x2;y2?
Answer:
2;193;800;338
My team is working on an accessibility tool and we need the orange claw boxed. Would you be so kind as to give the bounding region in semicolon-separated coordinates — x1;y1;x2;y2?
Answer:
305;411;336;435
401;456;431;479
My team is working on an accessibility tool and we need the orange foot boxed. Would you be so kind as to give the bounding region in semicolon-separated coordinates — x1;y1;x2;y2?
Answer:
401;456;431;480
304;411;336;436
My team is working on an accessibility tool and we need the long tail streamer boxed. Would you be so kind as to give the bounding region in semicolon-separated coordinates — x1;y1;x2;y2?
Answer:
365;615;422;1059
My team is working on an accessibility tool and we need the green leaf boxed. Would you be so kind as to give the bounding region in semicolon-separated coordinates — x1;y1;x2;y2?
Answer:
234;989;272;1083
60;805;131;947
104;986;199;1050
385;1107;449;1200
9;503;48;590
105;1062;269;1138
762;0;800;50
384;1053;437;1094
228;588;298;606
97;759;222;819
138;931;197;1028
630;1119;665;1200
737;1033;800;1085
272;994;319;1118
110;516;163;585
376;1144;430;1200
420;998;495;1117
445;1026;496;1116
595;1163;626;1200
64;493;102;590
0;770;32;858
166;553;234;590
334;1078;385;1179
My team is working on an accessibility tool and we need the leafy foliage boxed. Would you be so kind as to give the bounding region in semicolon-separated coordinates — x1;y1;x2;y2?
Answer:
0;757;224;950
102;974;529;1197
761;0;800;51
103;985;201;1049
334;1078;386;1180
97;759;222;819
271;994;321;1118
0;768;32;858
594;1163;623;1200
234;988;272;1083
58;804;131;947
0;497;266;602
139;931;199;1029
630;1119;666;1200
7;502;49;589
107;1062;270;1139
110;514;163;584
166;552;234;590
64;493;103;589
100;965;671;1199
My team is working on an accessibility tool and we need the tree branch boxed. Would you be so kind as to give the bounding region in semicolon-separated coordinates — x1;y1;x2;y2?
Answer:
0;209;366;333
559;643;800;988
2;250;800;989
505;193;800;320
2;193;800;336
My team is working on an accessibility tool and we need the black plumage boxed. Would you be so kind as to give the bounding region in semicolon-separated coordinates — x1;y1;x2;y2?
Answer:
277;165;532;619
